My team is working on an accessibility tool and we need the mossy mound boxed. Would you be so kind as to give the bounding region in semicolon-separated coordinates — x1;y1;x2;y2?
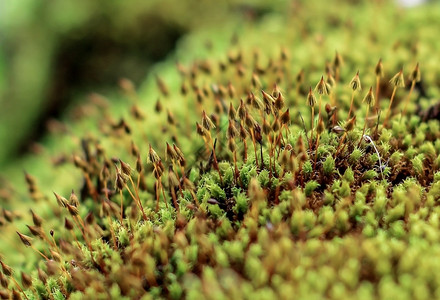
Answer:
2;0;440;299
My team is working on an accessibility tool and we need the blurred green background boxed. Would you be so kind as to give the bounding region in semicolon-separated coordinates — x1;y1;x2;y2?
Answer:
0;0;431;167
0;0;287;167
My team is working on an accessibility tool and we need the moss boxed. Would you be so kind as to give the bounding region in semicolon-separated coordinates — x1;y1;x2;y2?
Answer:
2;0;440;299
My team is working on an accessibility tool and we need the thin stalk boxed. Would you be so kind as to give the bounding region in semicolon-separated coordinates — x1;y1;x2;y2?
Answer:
69;229;82;249
128;177;148;221
170;188;179;212
318;95;323;122
11;277;29;300
250;129;259;169
155;181;160;211
375;75;380;113
172;160;184;198
107;216;118;250
359;105;370;147
347;91;355;120
313;133;321;168
233;150;239;183
310;106;315;152
31;245;49;261
159;178;167;208
208;134;223;184
383;86;397;127
403;80;416;115
119;190;124;224
72;216;92;251
334;132;348;157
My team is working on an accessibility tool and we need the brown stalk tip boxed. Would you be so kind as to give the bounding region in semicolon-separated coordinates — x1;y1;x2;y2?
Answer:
280;109;290;125
296;69;304;84
409;63;421;82
326;74;336;88
325;61;333;75
296;135;306;154
119;78;135;93
119;159;132;176
263;118;272;135
130;105;145;120
12;289;22;300
274;92;285;111
21;272;33;289
228;138;236;152
261;90;275;105
176;61;188;76
16;231;32;247
345;116;357;131
334;51;343;68
155;75;169;97
153;166;163;179
363;87;375;106
237;99;247;121
201;111;216;130
227;82;236;98
167;109;176;125
64;217;74;230
349;71;362;91
252;72;261;88
196;122;207;137
239;123;248;140
166;142;178;161
155;99;163;113
148;145;161;164
30;209;43;227
315;76;331;95
254;123;263;144
115;172;126;191
3;209;13;223
173;144;185;162
130;141;140;157
245;111;256;129
228;102;236;120
375;58;384;77
252;93;264;111
72;155;86;170
0;261;13;276
227;120;239;139
317;117;325;134
24;171;36;186
85;212;95;225
53;192;68;208
0;290;9;299
70;190;79;207
66;204;79;217
307;87;316;107
136;154;143;173
0;272;8;288
390;69;405;88
168;166;180;188
37;268;48;284
272;84;282;97
272;118;281;132
26;225;43;238
281;46;288;61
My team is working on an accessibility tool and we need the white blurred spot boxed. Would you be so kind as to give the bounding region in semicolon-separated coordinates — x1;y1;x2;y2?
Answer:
397;0;426;7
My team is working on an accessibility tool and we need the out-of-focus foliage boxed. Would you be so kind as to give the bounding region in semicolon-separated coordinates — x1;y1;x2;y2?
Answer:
0;0;283;166
2;0;440;299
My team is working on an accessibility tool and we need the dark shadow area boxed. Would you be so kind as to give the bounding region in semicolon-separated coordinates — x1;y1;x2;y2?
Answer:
18;13;185;155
